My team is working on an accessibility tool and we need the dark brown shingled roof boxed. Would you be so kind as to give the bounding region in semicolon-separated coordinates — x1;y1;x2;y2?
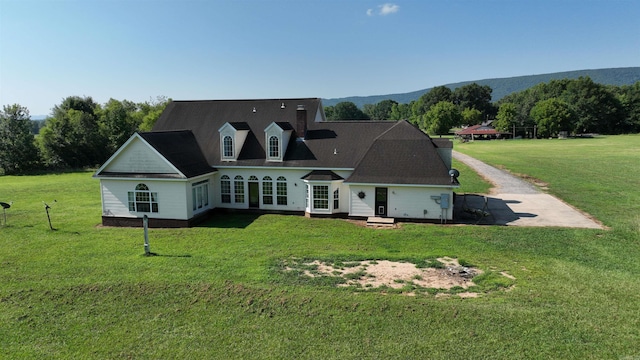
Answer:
345;121;452;185
432;138;453;148
301;170;344;181
153;99;324;166
139;130;216;178
150;99;452;185
153;99;398;168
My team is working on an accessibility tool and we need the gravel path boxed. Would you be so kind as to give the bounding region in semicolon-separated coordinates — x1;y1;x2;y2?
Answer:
453;151;539;194
452;150;604;229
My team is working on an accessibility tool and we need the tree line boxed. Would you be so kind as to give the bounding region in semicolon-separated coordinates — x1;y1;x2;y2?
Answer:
0;96;169;175
2;77;639;175
325;77;640;138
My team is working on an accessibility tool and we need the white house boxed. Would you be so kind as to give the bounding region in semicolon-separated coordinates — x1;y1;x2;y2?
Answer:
94;98;458;227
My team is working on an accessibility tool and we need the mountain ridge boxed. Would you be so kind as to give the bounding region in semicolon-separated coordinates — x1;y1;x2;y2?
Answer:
322;67;640;108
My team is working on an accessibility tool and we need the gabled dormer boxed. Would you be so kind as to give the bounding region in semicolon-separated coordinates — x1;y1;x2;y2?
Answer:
264;122;293;162
218;122;250;161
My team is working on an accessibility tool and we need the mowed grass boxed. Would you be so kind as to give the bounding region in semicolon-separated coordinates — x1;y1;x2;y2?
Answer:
1;136;639;359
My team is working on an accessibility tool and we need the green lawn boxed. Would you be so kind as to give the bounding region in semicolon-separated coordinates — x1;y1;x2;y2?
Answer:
1;136;639;359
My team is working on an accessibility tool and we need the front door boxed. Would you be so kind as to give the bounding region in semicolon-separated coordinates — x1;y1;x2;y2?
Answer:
375;187;388;217
249;182;259;208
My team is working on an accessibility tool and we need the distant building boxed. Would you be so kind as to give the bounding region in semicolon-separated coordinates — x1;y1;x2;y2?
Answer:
455;121;510;141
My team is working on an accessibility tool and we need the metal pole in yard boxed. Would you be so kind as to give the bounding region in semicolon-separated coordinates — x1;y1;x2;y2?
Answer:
143;215;150;256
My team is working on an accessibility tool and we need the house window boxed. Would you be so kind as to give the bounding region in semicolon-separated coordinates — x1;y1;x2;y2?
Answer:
223;136;233;158
221;175;231;203
262;176;273;205
192;180;209;211
333;188;339;210
128;183;158;213
234;175;244;203
313;185;329;210
268;135;279;158
276;176;287;205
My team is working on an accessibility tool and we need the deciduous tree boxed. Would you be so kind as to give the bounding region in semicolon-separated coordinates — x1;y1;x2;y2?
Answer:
461;108;483;126
0;104;40;174
326;102;369;120
39;96;107;168
412;86;453;117
363;99;397;120
494;102;518;132
423;101;461;136
530;98;575;138
452;83;494;117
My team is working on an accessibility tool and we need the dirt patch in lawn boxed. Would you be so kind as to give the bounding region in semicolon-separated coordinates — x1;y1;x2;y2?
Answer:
283;257;510;298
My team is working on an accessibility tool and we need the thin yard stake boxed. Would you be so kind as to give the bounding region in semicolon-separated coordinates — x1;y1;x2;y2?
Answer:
143;215;150;256
44;203;54;230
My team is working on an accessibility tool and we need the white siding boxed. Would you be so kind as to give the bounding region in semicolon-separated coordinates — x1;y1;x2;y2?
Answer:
348;185;454;220
102;138;178;174
387;187;453;220
100;179;190;220
349;186;376;217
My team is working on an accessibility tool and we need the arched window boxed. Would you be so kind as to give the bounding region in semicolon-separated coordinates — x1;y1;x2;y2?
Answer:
262;176;273;205
276;176;287;205
128;183;158;213
220;175;231;203
234;175;244;203
269;136;279;158
223;136;233;158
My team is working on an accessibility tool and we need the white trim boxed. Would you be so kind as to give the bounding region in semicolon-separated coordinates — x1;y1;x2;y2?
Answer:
94;173;216;182
93;133;188;179
345;182;459;188
215;165;354;171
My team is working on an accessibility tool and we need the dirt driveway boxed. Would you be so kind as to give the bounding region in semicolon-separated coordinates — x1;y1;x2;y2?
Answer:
452;151;604;229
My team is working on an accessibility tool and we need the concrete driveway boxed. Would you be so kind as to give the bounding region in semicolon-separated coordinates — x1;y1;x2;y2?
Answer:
452;151;604;229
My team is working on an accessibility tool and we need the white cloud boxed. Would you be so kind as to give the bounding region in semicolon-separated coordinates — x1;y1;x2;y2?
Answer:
379;3;399;16
366;8;374;16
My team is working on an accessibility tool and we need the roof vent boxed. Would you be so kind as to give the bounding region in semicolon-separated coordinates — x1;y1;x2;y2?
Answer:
281;102;286;109
252;107;256;113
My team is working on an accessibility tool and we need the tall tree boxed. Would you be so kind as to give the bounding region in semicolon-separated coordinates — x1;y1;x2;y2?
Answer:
614;81;640;133
423;101;461;136
389;102;413;121
461;108;483;126
452;83;494;117
412;86;453;117
493;102;519;133
562;77;623;134
99;98;140;152
363;99;398;120
530;98;575;138
137;96;171;131
39;96;107;168
326;102;369;120
0;104;40;174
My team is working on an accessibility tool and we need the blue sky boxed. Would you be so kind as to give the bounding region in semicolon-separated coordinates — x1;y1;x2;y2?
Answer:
1;0;639;116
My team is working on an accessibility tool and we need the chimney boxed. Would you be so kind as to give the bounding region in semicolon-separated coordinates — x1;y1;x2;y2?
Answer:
296;104;307;139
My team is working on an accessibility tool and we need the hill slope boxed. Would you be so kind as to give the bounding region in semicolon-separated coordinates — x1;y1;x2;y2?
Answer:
322;67;640;108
